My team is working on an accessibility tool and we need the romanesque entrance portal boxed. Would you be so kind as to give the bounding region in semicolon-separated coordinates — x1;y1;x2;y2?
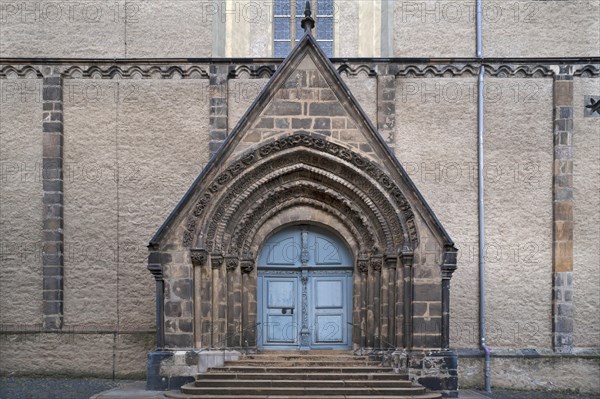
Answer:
257;225;353;350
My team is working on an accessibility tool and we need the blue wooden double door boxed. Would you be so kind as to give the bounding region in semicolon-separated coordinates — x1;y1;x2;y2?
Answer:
257;225;353;350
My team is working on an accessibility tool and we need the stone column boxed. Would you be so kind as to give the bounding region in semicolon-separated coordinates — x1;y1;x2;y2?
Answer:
148;250;165;349
240;259;256;347
358;256;369;349
401;246;414;349
441;246;458;350
41;71;64;330
225;255;239;347
385;255;397;349
211;253;225;347
552;66;574;353
371;255;383;349
191;249;209;347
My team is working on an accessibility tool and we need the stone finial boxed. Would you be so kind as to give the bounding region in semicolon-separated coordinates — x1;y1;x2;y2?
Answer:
300;0;315;33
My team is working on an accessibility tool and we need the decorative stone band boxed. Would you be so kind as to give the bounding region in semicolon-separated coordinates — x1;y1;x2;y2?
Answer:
183;132;418;250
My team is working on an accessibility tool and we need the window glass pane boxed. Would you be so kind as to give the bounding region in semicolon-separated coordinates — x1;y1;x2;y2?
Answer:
316;0;333;16
274;0;291;16
295;0;306;17
274;17;291;40
316;17;333;40
275;41;291;57
295;16;303;40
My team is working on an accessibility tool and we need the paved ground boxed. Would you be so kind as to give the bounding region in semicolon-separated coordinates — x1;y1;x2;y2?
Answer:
0;377;598;399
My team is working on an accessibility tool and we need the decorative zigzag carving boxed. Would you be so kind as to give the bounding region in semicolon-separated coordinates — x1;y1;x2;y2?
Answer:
337;64;378;77
485;64;554;78
0;66;43;78
62;65;209;79
574;65;600;78
229;65;276;79
396;64;479;78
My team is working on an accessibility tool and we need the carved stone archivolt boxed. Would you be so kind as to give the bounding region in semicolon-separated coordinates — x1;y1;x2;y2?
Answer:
182;133;419;266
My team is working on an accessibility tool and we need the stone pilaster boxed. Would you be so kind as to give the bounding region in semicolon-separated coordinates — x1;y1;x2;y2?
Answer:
208;65;229;157
41;72;64;330
552;66;574;353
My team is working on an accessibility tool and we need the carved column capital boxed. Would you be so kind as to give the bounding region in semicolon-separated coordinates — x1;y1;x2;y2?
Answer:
225;256;239;272
240;259;255;274
211;253;224;269
357;256;369;274
441;245;458;280
370;255;383;272
190;248;208;267
384;254;397;269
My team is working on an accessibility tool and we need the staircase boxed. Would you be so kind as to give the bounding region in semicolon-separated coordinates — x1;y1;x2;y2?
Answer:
165;350;441;398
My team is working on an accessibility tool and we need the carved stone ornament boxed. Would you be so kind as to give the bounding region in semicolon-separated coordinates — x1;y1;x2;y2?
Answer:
190;248;208;267
357;257;369;274
211;253;224;269
371;256;383;272
240;259;255;274
225;256;239;271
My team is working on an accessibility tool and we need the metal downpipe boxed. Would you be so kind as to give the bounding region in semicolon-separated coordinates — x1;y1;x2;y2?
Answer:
477;0;491;393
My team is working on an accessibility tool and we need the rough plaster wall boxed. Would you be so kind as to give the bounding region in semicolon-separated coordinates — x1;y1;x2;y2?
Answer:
227;78;269;131
393;0;475;57
395;77;479;348
484;0;600;58
63;79;209;374
0;79;43;325
126;1;213;58
0;1;127;58
116;80;210;329
334;0;360;57
459;357;600;393
0;1;213;58
341;74;377;126
573;78;600;348
0;332;153;377
64;80;118;327
484;78;553;348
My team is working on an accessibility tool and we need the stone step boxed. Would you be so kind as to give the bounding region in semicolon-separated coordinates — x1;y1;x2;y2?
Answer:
225;360;380;367
193;379;415;388
197;372;409;381
165;393;442;399
212;366;394;373
180;385;428;396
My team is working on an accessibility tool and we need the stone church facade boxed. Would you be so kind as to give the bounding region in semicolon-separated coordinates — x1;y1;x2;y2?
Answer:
0;0;598;396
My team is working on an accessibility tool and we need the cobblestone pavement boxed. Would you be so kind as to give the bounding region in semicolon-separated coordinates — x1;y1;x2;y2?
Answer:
0;377;598;399
0;377;134;399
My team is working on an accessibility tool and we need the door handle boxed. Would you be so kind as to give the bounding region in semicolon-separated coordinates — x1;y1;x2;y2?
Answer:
281;308;294;315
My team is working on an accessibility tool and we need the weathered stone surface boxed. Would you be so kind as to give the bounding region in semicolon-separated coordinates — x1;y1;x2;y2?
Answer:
484;1;600;57
485;78;553;348
573;77;600;347
395;77;478;349
227;79;269;130
393;0;475;57
342;74;377;125
459;356;600;393
0;1;126;58
126;1;212;57
63;79;209;334
0;79;43;325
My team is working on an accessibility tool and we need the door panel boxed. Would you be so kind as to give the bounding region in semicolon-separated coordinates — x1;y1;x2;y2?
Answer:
258;225;353;350
262;277;299;346
310;275;350;347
